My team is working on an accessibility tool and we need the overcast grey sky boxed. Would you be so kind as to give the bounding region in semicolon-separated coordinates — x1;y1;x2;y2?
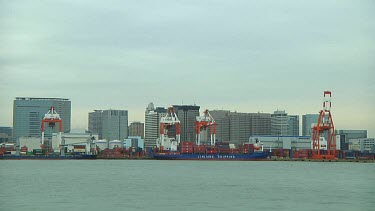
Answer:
1;0;374;136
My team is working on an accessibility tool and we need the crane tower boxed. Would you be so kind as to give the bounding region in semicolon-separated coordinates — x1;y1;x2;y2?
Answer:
41;106;63;148
159;107;181;147
311;91;336;159
195;109;217;146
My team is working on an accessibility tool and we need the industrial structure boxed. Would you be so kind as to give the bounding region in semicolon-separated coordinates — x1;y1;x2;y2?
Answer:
195;109;217;146
157;107;181;150
311;91;336;159
41;106;63;149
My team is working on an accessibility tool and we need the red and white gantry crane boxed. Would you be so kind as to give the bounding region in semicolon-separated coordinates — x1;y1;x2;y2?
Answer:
41;106;63;147
195;109;217;146
159;107;181;147
311;91;336;159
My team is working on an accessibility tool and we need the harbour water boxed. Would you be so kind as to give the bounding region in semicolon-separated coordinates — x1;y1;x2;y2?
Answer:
0;160;374;211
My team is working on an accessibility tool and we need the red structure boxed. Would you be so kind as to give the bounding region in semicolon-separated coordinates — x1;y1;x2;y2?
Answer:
311;91;336;159
195;109;217;146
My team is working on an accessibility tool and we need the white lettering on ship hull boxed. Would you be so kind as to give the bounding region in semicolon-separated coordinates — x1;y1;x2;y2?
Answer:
197;155;236;159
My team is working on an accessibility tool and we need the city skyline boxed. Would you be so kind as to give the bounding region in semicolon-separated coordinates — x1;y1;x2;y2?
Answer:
1;1;374;137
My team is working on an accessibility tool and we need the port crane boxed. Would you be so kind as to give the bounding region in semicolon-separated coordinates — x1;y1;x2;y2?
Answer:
159;107;181;148
311;91;336;159
195;109;217;146
41;106;63;148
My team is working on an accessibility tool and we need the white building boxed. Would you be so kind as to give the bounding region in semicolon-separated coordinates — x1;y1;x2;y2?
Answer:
349;138;375;152
271;110;288;136
124;136;144;150
145;104;167;148
18;137;41;152
249;136;311;150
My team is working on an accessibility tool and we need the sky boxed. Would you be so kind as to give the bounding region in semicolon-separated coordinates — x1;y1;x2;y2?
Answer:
0;0;374;136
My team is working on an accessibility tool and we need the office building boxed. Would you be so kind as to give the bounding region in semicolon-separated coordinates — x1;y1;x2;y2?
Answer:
250;113;271;136
288;115;299;136
145;103;166;148
336;130;367;150
209;110;231;142
173;105;200;142
13;97;71;141
271;110;288;136
88;109;128;141
229;112;251;144
0;127;13;143
129;122;144;138
209;111;271;144
88;110;103;138
349;138;375;152
302;114;319;136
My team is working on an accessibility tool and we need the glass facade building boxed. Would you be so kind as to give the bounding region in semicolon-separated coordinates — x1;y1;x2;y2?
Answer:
302;114;319;136
13;97;71;141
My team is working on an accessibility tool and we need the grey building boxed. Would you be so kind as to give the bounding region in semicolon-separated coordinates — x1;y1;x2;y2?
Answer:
336;130;367;150
88;109;128;141
288;115;299;136
88;110;103;138
229;112;252;144
129;121;144;138
173;105;200;142
13;97;71;141
302;114;319;136
209;111;271;144
0;127;13;143
209;110;231;142
271;110;288;136
250;113;271;136
145;103;166;148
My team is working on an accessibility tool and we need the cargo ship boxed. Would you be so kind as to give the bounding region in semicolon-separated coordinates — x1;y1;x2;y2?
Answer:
150;139;269;161
151;151;269;161
151;108;269;161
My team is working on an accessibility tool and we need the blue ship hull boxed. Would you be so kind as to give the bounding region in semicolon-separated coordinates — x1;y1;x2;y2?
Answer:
151;152;269;161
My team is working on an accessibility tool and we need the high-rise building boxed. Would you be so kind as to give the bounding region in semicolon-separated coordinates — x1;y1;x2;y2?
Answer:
288;115;299;136
145;103;166;148
88;110;103;138
209;110;231;142
13;97;71;141
209;111;271;144
173;105;200;142
336;130;367;150
250;113;271;136
129;122;144;138
229;112;252;144
88;109;128;141
271;110;288;136
302;114;319;136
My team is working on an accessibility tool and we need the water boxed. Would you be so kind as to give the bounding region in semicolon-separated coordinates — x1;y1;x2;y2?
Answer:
0;160;374;211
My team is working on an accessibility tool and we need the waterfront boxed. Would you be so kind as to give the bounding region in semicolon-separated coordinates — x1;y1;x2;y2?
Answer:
0;160;374;211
